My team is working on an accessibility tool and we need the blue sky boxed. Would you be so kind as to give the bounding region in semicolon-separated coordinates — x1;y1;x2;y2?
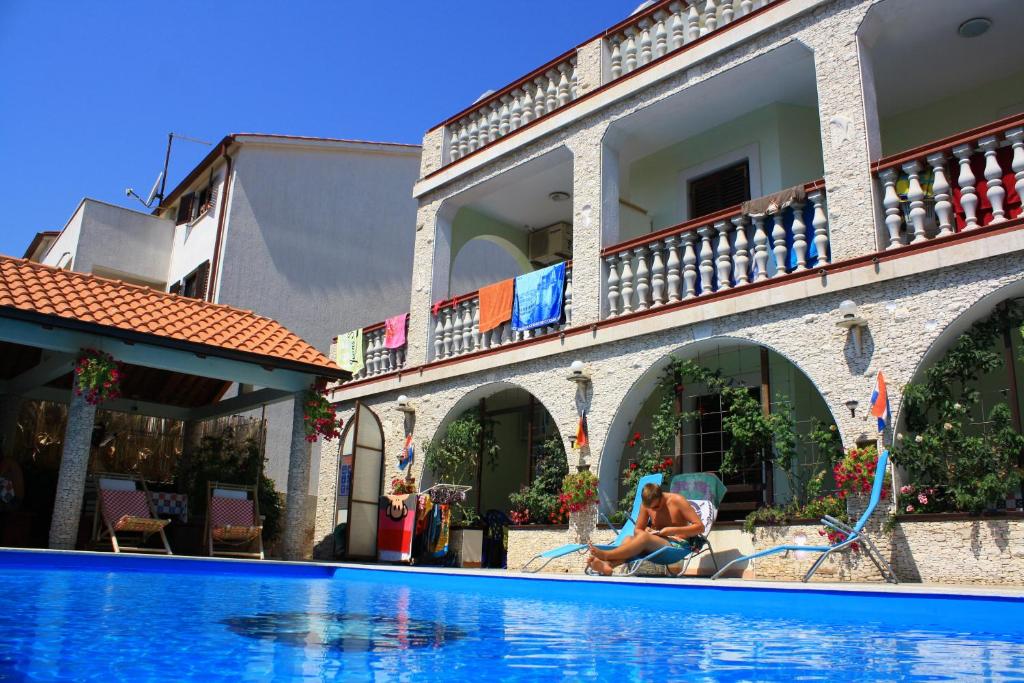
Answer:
0;1;632;257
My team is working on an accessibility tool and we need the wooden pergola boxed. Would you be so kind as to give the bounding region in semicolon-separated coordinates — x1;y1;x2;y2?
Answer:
0;256;349;558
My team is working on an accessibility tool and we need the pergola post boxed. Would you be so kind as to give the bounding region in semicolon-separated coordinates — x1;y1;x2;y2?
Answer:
49;381;97;549
282;394;311;560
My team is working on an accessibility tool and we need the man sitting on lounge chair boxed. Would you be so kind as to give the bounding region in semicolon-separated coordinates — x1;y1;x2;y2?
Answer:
587;483;704;576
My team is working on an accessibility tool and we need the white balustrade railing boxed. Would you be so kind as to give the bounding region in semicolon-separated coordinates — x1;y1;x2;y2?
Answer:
605;0;775;82
431;266;573;361
444;54;578;165
339;322;407;383
602;183;828;318
875;115;1024;249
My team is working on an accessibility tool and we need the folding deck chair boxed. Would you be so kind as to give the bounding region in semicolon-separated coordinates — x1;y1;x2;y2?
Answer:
205;482;264;559
711;449;898;583
618;472;728;577
522;473;663;573
94;473;172;554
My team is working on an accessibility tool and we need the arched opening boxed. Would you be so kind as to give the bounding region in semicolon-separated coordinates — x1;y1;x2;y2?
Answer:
424;384;566;526
891;285;1024;515
332;402;384;560
600;339;840;523
449;232;530;295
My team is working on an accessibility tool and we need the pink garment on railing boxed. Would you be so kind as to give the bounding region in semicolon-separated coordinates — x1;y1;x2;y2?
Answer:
384;313;408;349
210;496;256;527
100;489;151;525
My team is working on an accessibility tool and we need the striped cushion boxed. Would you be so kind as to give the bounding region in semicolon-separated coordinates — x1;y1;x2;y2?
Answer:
210;496;255;527
100;489;158;531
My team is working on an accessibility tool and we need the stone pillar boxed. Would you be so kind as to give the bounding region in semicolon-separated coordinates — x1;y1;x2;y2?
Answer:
406;200;451;366
802;8;882;261
569;125;617;325
282;393;312;560
48;384;97;549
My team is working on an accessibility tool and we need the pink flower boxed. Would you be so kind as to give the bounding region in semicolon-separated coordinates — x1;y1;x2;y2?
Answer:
906;505;914;513
900;485;912;495
918;494;928;505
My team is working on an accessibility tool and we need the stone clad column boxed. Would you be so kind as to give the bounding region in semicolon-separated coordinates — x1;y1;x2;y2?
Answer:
282;393;312;560
801;7;882;261
405;200;452;366
569;124;617;325
48;382;97;549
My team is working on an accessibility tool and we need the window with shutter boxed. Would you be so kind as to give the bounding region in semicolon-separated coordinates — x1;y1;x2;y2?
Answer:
207;176;220;214
169;281;182;295
176;194;194;225
194;260;211;301
688;161;751;220
180;261;210;300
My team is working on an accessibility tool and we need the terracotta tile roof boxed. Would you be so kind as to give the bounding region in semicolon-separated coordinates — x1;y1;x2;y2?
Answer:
0;256;345;378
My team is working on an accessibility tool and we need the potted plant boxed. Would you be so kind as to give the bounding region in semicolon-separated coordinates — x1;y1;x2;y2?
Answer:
561;470;599;544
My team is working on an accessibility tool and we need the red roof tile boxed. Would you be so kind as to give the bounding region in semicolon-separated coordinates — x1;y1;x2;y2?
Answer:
0;256;344;377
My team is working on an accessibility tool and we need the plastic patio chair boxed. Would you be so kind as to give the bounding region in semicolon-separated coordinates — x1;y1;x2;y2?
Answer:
94;473;172;555
711;449;898;583
204;481;264;559
618;472;728;577
521;473;663;573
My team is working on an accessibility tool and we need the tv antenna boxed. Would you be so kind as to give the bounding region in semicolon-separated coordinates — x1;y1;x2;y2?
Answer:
125;132;212;209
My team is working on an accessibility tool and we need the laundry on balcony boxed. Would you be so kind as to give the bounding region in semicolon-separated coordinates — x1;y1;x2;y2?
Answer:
512;262;566;331
478;278;514;333
384;313;408;349
741;184;806;217
335;328;365;375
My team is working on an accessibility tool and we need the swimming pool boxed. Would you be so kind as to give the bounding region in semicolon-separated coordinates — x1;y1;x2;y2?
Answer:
1;550;1022;681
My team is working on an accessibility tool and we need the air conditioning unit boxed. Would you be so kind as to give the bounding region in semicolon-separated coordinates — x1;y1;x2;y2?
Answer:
528;222;572;265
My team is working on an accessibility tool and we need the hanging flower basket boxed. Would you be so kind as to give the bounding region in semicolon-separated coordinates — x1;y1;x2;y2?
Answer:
74;349;122;405
303;387;343;443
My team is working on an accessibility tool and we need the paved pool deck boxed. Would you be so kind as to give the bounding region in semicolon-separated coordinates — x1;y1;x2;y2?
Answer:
5;546;1023;599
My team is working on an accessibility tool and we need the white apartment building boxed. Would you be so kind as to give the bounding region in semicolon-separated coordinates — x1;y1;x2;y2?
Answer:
25;134;423;533
314;0;1024;572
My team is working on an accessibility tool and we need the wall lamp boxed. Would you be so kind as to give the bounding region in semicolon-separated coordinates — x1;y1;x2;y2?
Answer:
845;399;859;418
396;394;415;414
835;300;868;355
566;360;591;385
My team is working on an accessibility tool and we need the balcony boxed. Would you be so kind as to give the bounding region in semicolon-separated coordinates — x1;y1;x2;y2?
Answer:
874;114;1024;249
602;181;828;317
430;0;784;174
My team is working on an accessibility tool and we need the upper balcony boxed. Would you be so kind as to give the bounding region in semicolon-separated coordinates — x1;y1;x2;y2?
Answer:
418;0;790;190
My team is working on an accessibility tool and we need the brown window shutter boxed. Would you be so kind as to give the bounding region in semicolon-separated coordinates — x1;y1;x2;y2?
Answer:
194;260;211;301
689;161;751;220
207;183;219;214
169;281;181;295
176;193;194;225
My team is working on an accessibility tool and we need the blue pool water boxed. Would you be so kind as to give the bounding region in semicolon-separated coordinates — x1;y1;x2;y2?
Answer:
1;551;1023;682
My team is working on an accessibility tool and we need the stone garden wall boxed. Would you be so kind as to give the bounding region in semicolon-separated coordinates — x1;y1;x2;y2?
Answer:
740;514;1024;585
507;515;1024;585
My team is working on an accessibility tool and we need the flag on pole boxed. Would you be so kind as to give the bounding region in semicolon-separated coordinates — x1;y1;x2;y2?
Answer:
869;371;891;432
573;412;589;450
398;433;414;470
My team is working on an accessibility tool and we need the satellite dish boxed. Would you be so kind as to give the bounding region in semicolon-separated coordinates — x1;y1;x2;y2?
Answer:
145;171;164;206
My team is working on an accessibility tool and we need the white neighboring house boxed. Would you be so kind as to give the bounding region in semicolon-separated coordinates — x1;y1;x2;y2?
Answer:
28;199;174;287
25;133;423;532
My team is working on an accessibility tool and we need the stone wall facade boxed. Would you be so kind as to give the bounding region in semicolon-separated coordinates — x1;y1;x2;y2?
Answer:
310;0;1024;575
749;516;1024;585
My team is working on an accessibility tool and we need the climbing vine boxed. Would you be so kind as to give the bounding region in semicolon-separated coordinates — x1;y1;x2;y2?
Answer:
618;357;804;513
892;300;1024;514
